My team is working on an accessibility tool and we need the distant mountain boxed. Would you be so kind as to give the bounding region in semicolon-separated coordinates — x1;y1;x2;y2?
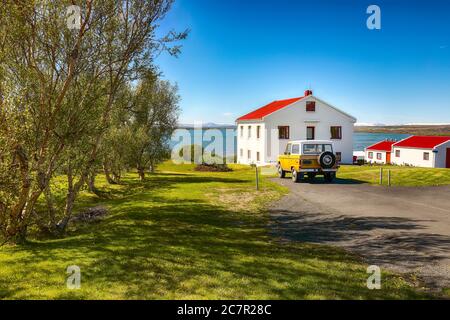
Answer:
354;122;386;127
403;123;450;126
177;122;236;129
355;124;450;135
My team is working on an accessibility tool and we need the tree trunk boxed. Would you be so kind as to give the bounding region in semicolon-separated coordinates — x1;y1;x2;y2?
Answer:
87;172;96;193
149;160;155;174
103;162;117;184
137;166;145;181
56;165;87;234
112;171;121;183
56;190;75;233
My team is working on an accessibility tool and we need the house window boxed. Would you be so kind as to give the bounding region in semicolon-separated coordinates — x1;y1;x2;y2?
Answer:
423;152;429;160
306;101;316;112
336;152;342;163
256;152;260;162
292;144;300;154
368;152;373;159
395;150;400;157
240;126;243;137
256;125;261;139
278;126;290;139
307;126;315;140
247;150;251;159
377;153;382;160
330;126;342;139
248;126;251;138
240;148;243;157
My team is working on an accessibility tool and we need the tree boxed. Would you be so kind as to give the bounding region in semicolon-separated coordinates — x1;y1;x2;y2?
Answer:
0;1;187;241
129;75;180;180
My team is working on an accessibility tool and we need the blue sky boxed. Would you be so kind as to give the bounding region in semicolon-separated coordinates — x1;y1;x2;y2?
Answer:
156;0;450;125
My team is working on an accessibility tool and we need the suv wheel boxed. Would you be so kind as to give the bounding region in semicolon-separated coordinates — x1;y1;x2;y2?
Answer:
318;151;336;169
292;169;300;183
324;172;335;183
278;165;285;178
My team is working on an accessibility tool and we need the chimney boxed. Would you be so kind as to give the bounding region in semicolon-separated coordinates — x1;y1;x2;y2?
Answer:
304;89;313;96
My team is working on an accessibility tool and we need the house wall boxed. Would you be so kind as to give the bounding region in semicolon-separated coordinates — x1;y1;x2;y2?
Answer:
365;150;387;164
236;121;266;165
262;96;355;164
432;141;450;168
391;147;436;168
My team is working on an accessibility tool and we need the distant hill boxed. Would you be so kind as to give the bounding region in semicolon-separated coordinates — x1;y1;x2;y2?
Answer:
355;125;450;136
177;123;236;129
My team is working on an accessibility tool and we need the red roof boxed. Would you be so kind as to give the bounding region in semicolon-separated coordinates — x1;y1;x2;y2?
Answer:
366;140;396;152
393;136;450;149
237;96;305;121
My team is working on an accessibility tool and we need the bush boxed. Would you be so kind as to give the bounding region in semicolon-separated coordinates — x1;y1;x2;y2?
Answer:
194;163;232;172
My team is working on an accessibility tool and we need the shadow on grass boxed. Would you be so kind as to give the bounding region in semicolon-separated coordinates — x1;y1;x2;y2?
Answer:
0;172;429;299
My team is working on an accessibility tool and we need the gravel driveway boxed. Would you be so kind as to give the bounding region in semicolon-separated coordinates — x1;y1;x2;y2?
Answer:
269;178;450;291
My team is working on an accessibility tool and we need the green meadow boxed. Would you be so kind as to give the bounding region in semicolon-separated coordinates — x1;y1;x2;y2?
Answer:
0;163;430;299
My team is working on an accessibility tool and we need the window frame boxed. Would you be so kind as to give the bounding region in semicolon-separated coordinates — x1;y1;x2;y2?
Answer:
303;144;333;155
247;125;251;138
368;152;373;159
285;143;292;155
256;125;261;139
256;151;260;162
395;150;400;157
306;126;315;140
330;126;342;140
291;144;300;155
376;153;382;160
278;126;290;140
306;101;316;112
423;152;430;161
247;150;251;159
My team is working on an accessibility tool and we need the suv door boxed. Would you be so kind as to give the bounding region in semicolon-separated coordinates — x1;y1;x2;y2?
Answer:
280;143;292;170
290;144;300;170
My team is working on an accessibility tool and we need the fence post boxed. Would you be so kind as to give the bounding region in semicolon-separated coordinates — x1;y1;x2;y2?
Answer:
388;169;391;187
255;165;259;191
379;167;383;185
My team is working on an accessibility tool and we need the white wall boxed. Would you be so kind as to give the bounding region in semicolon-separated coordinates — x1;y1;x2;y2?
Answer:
262;96;355;164
391;147;435;168
365;150;387;164
236;122;266;165
432;141;450;168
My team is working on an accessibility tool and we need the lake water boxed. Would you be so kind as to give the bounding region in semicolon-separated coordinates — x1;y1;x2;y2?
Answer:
171;128;410;156
353;132;410;151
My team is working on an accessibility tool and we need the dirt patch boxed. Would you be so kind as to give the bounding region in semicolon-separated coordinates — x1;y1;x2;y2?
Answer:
194;163;232;172
71;206;109;223
218;191;257;212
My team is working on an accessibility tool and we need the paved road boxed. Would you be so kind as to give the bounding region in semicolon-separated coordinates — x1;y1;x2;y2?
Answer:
269;178;450;291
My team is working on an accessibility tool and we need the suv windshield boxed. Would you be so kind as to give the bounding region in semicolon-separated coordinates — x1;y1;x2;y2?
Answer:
303;144;333;154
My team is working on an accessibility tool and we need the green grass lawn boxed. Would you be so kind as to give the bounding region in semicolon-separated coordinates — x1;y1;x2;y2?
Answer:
0;162;430;299
337;165;450;186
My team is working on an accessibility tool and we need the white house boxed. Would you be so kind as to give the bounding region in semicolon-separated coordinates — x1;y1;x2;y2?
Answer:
236;90;356;165
365;140;396;164
391;136;450;168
